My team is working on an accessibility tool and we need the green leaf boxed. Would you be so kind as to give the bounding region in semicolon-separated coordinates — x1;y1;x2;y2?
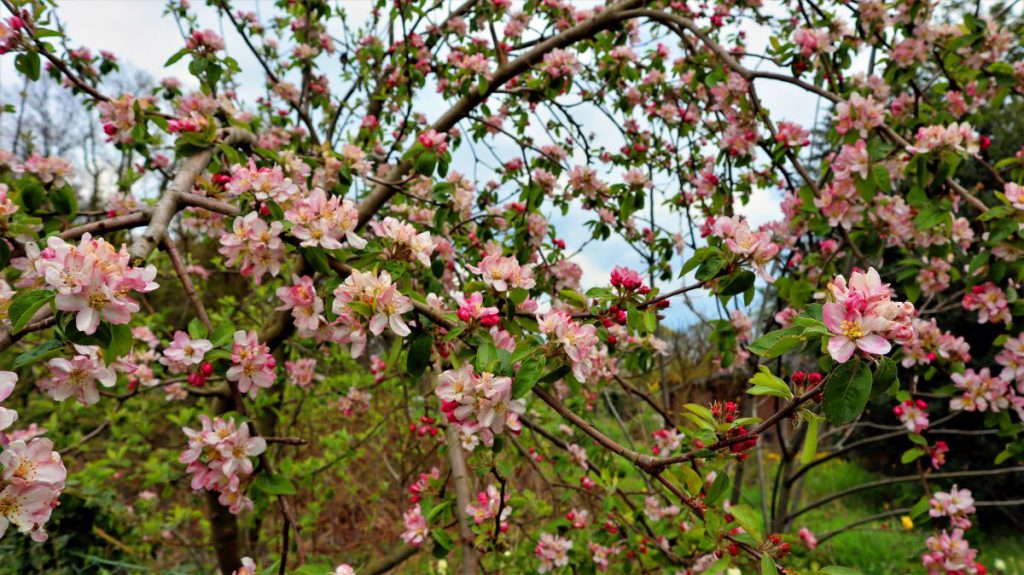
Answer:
475;341;498;372
164;47;191;67
210;324;234;347
762;555;779;575
705;472;730;506
901;447;925;464
12;339;63;369
823;360;873;425
695;254;725;282
252;474;297;496
512;357;545;399
557;289;588;309
187;317;209;340
416;152;437;177
748;327;804;358
406;333;434;378
748;365;793;400
719;270;756;297
800;414;820;465
8;289;55;333
509;287;529;306
819;567;864;575
103;323;133;364
430;528;453;553
728;504;763;543
871;356;898;397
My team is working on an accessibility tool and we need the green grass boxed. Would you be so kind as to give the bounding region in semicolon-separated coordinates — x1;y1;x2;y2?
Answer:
736;457;1024;574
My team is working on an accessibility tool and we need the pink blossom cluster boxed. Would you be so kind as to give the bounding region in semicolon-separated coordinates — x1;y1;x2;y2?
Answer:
218;212;286;283
589;542;621;572
823;268;914;363
651;428;682;455
285;188;365;251
643;495;680;521
929;485;976;529
285;358;319;388
331;270;413;357
337;387;372;416
537;311;602;382
709;216;780;282
793;27;830;56
436;365;524;448
456;292;500;327
951;368;1022;417
834;93;885;137
922;529;981;575
370;217;435;266
98;94;143;145
19;153;74;187
961;282;1010;325
893;399;929;433
226;331;276;398
469;254;536;292
160;331;212;373
276;275;325;335
610;265;647;292
901;318;971;368
466;484;511;530
540;48;580;78
775;121;810;147
535;532;573;573
0;372;66;543
180;416;267;514
996;333;1024;386
40;344;117;406
400;503;429;546
32;233;159;335
906;123;979;155
225;160;298;203
798;526;818;549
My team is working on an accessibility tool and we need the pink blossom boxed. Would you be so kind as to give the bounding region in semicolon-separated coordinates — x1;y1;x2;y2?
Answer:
823;268;914;363
41;345;117;406
218;212;286;284
226;331;276;398
400;504;429;546
34;234;158;335
276;275;325;334
798;526;818;549
160;331;212;372
285;358;318;388
535;532;573;573
285;187;365;250
469;254;536;292
962;282;1011;325
180;416;266;515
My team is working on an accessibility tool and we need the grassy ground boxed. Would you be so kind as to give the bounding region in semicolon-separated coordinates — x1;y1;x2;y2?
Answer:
736;454;1024;574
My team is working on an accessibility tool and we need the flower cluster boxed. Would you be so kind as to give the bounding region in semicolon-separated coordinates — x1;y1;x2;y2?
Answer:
469;254;536;293
226;331;276;398
823;268;914;363
160;331;212;373
41;344;117;406
276;275;325;335
219;212;286;283
331;270;413;357
535;532;573;573
950;368;1022;417
466;484;511;530
0;372;66;543
651;428;681;455
33;233;159;334
537;311;603;382
180;416;266;514
922;529;981;575
400;503;429;546
456;292;500;327
436;364;524;448
961;282;1011;325
901;318;971;368
285;188;365;251
930;485;976;530
893;399;929;433
710;216;780;282
369;217;434;266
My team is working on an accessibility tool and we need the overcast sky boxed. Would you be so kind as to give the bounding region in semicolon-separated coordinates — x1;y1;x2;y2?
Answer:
0;1;831;328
